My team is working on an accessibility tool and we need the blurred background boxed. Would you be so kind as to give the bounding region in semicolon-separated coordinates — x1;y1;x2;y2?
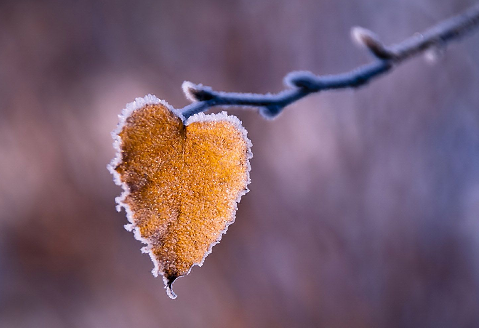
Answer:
1;0;479;327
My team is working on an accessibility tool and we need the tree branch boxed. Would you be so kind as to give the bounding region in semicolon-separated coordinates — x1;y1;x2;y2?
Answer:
178;4;479;120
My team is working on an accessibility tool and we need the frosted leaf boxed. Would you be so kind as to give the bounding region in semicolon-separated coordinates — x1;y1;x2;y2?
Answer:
107;95;252;299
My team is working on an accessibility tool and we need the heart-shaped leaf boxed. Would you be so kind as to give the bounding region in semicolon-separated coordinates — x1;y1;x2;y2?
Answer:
108;95;252;299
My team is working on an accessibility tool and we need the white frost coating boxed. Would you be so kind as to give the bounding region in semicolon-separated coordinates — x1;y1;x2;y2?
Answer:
108;98;252;300
182;81;200;102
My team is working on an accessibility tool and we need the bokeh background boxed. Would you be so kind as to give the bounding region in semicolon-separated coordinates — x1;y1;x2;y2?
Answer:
1;0;479;327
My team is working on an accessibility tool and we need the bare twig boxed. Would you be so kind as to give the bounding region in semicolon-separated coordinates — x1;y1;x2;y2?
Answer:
178;4;479;120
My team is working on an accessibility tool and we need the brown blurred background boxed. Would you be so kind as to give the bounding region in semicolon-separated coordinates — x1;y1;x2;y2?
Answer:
1;0;479;327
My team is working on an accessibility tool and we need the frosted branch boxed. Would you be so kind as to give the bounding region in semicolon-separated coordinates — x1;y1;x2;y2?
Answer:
179;4;479;120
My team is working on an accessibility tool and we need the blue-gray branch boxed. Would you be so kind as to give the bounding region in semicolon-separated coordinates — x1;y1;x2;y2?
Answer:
179;4;479;120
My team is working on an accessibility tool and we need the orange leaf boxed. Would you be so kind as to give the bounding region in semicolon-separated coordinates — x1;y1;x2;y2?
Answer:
108;95;252;299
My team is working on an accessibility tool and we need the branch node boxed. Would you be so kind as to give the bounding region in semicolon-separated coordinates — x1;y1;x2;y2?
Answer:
351;26;396;60
284;71;321;91
182;81;215;102
259;104;284;119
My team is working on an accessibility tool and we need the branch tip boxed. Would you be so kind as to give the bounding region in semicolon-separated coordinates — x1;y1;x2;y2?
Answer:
351;26;396;60
182;81;215;102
